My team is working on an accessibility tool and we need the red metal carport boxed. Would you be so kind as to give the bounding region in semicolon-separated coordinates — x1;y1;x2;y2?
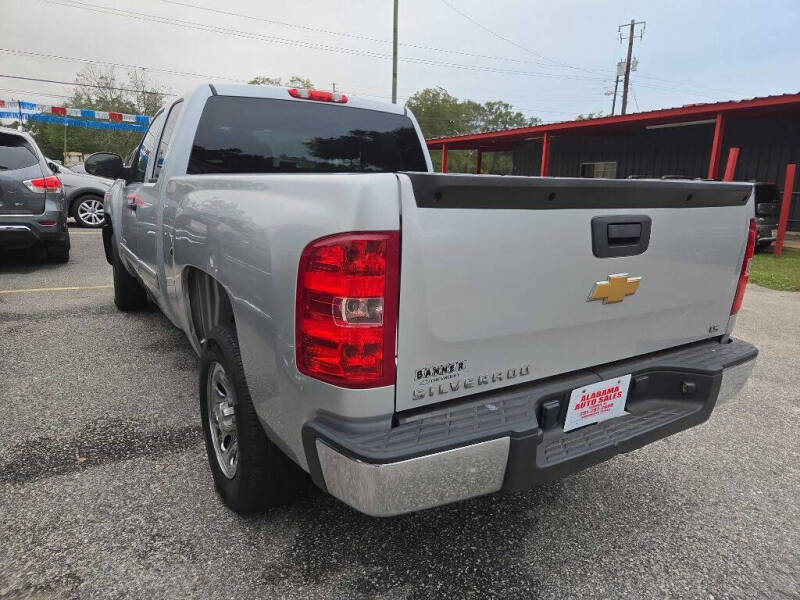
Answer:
426;93;800;180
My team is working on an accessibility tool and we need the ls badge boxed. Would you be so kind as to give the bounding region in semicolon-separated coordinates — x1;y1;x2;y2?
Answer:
588;273;642;304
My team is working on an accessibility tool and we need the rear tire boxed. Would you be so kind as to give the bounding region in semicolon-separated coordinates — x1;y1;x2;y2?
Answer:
111;233;147;311
200;323;309;514
46;234;70;263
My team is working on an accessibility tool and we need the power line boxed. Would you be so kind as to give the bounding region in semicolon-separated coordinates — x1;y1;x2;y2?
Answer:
0;65;588;116
634;73;740;96
630;83;641;111
438;0;738;98
35;1;733;100
439;0;609;77
37;0;613;84
0;47;607;108
0;86;71;99
0;48;248;83
150;0;571;70
0;73;176;96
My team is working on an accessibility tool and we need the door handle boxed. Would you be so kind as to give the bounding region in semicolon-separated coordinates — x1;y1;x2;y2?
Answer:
591;215;651;258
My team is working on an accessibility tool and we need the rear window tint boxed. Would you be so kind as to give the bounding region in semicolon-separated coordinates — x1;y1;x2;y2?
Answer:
188;96;427;174
0;133;39;171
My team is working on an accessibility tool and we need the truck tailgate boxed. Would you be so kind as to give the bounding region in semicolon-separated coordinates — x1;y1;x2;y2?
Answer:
395;173;752;411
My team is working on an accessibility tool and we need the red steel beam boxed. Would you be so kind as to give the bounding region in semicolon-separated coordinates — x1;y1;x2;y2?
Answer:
707;113;725;180
540;133;550;176
774;163;797;258
722;146;740;181
476;149;482;174
441;144;448;173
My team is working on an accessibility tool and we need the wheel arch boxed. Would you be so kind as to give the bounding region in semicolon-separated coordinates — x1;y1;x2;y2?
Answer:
183;266;236;350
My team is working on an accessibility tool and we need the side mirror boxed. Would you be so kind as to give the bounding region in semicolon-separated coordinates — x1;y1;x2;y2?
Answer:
48;161;60;173
85;152;125;180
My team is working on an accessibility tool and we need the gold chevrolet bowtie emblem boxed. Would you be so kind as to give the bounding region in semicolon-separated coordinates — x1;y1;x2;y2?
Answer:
588;273;642;304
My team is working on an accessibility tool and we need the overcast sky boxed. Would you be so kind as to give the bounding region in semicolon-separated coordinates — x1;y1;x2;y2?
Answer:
2;0;799;123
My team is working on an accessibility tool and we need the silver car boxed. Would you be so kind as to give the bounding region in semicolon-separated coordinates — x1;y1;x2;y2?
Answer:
46;159;112;228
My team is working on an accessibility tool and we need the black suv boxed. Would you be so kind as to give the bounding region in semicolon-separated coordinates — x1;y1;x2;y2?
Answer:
0;127;70;262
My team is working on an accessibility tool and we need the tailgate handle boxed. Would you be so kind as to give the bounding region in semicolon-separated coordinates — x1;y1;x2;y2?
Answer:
591;215;651;258
607;222;641;245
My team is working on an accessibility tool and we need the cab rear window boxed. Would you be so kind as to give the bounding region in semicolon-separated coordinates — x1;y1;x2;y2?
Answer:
0;133;39;171
188;96;427;174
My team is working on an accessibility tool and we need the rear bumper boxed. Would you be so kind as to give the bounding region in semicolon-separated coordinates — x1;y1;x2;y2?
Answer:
303;337;757;517
0;211;68;249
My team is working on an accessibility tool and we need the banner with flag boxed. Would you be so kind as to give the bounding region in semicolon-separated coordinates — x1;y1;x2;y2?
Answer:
0;99;150;133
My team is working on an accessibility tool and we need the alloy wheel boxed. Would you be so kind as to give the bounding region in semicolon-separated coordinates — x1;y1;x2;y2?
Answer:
207;361;239;479
77;198;105;227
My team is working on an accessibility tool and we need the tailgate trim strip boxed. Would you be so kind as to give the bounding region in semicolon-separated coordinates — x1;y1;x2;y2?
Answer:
402;172;751;210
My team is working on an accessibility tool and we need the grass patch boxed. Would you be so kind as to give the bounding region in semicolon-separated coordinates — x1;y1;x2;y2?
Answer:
750;247;800;291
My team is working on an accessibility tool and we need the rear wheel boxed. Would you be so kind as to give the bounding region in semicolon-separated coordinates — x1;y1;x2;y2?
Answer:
71;195;105;228
200;323;309;514
111;233;147;311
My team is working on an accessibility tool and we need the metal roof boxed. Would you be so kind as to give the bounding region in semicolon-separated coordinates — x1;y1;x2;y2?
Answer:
426;92;800;150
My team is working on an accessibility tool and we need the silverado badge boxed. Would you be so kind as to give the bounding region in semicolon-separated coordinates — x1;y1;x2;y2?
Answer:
588;273;642;304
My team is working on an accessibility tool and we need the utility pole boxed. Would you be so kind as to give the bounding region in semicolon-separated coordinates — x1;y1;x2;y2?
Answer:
391;0;398;103
16;98;24;131
610;75;619;115
618;19;645;115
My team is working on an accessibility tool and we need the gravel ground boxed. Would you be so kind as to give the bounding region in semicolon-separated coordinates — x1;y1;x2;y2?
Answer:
1;231;798;600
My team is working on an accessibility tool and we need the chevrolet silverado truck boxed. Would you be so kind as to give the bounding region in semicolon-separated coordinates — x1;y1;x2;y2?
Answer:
86;84;758;517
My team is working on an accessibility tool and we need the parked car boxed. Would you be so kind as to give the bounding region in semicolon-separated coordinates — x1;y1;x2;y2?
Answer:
0;127;69;262
87;84;757;517
46;158;112;228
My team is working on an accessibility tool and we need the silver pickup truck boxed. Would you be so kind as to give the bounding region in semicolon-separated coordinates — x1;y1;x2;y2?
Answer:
86;84;758;517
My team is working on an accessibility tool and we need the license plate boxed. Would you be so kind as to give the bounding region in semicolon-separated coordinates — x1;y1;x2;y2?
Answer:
563;374;632;432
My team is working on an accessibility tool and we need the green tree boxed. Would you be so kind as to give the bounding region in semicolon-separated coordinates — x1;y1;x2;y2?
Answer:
406;87;540;174
248;76;314;88
25;65;166;162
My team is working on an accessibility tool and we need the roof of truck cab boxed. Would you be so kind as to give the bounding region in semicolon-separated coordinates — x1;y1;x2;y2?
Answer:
204;84;407;116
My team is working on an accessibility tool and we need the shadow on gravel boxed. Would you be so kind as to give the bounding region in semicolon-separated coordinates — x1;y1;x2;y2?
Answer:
0;420;203;484
256;484;568;599
0;247;53;274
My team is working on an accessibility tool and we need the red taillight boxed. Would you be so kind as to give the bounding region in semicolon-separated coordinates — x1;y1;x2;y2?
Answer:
296;231;399;388
730;218;757;315
23;176;61;193
288;88;348;103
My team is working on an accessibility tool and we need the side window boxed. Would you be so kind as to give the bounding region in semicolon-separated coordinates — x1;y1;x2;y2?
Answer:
151;101;183;181
131;110;166;183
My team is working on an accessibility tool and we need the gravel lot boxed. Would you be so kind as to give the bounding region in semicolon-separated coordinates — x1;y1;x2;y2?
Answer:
1;231;798;600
